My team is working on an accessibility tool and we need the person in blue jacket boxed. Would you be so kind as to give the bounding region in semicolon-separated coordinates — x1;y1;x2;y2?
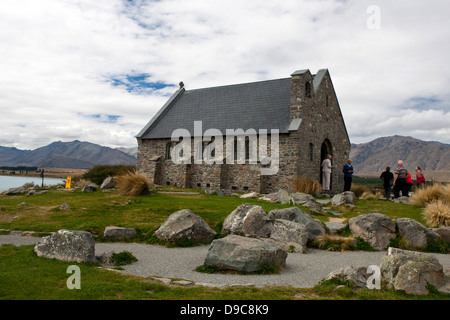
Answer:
343;159;354;191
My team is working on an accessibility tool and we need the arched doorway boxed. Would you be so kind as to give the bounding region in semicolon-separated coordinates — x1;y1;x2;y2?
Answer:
320;139;332;190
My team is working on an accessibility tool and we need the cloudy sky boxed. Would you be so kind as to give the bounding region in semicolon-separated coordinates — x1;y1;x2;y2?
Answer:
1;0;449;150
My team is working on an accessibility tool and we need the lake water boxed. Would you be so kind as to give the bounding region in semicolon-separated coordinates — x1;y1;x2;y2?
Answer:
0;175;65;192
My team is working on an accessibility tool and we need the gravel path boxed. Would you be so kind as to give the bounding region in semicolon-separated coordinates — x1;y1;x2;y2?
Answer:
2;235;449;288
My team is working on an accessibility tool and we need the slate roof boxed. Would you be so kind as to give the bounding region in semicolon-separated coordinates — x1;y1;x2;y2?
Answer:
137;77;293;139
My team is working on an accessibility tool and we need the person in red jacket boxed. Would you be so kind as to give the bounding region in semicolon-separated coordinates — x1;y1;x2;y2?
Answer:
406;172;413;195
415;167;425;187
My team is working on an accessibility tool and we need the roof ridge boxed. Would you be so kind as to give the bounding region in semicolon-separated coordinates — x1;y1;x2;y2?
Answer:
184;77;291;92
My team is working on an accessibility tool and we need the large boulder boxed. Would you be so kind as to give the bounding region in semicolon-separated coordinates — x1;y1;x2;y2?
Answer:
290;192;315;205
265;189;291;204
155;209;217;245
433;226;450;245
380;247;446;295
349;213;396;250
222;203;272;237
100;176;116;189
331;191;356;206
326;265;372;289
204;235;287;273
396;218;441;249
104;226;137;239
269;219;308;253
34;229;96;263
241;206;273;238
268;207;325;241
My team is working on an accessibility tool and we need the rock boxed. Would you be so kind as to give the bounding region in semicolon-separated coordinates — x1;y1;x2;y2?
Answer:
325;222;347;234
268;207;325;241
434;226;450;245
326;265;371;289
82;183;98;192
241;206;273;238
302;200;323;212
17;202;28;207
269;219;308;253
393;196;410;204
155;209;217;245
265;189;291;204
217;189;231;197
380;247;446;295
396;218;441;249
290;192;315;204
204;235;287;273
316;198;332;205
349;213;396;250
240;192;259;199
331;191;356;206
104;226;137;239
5;187;26;195
34;229;96;263
100;176;116;189
59;203;71;210
222;203;264;236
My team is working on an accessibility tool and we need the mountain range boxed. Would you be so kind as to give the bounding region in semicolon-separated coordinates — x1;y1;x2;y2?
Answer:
0;136;448;181
0;140;137;169
349;135;450;182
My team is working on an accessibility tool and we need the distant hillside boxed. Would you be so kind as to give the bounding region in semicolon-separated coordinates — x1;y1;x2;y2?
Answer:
0;140;137;169
350;135;450;182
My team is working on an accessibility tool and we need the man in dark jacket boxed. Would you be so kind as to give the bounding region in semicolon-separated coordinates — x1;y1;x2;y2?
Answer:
343;159;354;192
380;167;394;199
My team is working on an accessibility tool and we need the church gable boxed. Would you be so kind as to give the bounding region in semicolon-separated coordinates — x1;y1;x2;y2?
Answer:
137;69;350;194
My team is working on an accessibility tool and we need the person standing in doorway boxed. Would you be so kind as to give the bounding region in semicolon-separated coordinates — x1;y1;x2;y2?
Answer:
343;159;354;192
322;154;332;191
380;167;394;199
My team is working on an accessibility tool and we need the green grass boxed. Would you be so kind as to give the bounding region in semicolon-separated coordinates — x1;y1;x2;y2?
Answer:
1;185;449;300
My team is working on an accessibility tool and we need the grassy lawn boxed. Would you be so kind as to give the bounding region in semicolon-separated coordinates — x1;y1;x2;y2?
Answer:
0;185;448;301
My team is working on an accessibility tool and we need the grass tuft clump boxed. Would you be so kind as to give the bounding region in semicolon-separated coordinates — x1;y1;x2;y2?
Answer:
110;251;138;266
410;183;450;207
422;200;450;227
116;171;152;196
292;176;321;195
312;234;356;251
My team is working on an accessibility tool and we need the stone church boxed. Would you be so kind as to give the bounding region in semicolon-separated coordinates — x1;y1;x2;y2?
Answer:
136;68;350;194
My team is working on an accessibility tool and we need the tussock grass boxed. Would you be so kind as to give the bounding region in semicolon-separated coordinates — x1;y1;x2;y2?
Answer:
410;183;450;207
116;171;152;196
422;200;450;227
312;234;356;251
350;184;372;198
292;176;321;195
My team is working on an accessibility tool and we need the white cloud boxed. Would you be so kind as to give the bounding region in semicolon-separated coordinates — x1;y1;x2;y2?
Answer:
0;0;449;151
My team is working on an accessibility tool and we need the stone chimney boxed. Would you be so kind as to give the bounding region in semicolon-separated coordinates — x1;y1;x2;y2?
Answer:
289;69;313;121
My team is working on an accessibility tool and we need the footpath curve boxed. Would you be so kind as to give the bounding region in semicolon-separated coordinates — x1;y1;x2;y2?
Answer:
1;235;449;288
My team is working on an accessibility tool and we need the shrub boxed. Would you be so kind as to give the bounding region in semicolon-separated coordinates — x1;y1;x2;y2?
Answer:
422;200;450;227
116;171;152;196
82;165;136;185
292;176;321;195
110;251;138;266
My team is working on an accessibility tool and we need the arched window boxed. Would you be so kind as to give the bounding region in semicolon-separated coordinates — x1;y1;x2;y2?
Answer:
166;142;173;160
305;81;312;98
